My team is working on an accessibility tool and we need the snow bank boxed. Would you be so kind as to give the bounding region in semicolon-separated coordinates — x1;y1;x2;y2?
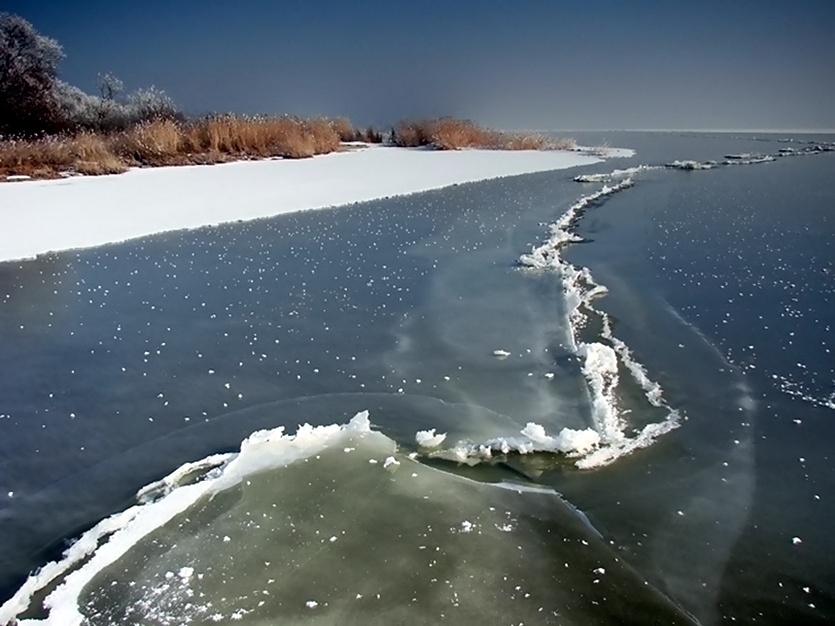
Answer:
0;146;599;263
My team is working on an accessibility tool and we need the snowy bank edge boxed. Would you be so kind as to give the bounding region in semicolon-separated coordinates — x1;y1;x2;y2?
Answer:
0;146;612;263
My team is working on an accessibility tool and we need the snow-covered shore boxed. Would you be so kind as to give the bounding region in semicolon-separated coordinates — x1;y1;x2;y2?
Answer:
0;145;602;263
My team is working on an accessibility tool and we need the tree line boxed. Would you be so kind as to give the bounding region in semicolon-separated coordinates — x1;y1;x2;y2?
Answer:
0;12;179;137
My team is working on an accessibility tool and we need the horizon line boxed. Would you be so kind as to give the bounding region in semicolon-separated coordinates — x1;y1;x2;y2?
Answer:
508;128;835;135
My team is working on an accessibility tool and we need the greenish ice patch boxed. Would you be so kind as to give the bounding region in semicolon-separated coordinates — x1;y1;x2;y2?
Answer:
75;418;692;625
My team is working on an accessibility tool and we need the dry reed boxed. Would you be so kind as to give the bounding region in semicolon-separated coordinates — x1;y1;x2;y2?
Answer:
393;118;575;152
0;132;127;178
1;116;570;181
1;115;349;179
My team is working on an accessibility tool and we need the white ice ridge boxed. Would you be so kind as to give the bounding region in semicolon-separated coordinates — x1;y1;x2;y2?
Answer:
665;160;715;170
573;165;655;182
518;177;635;272
0;145;602;263
514;177;680;468
415;428;448;448
0;411;378;626
425;421;602;465
723;155;776;165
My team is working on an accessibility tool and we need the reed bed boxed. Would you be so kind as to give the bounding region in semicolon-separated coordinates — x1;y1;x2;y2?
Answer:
0;115;353;179
1;116;572;180
393;118;575;151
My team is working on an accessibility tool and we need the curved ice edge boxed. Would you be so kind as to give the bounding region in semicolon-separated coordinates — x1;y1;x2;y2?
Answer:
514;176;681;467
135;453;233;504
518;177;635;271
573;165;657;182
1;412;377;626
421;411;680;471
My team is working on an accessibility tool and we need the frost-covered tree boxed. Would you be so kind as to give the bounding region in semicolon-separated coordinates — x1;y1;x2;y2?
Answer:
52;80;99;127
1;13;181;135
0;12;64;135
97;71;123;101
124;85;179;122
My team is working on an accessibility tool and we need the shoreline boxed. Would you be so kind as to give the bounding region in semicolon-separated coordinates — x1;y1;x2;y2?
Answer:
0;145;608;264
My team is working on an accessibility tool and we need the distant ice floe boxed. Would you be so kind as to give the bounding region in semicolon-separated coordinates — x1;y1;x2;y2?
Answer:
665;160;715;170
723;154;776;165
573;165;656;183
575;146;636;158
772;373;835;411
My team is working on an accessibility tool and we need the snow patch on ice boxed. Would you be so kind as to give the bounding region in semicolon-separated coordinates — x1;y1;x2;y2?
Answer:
415;429;447;448
383;456;400;470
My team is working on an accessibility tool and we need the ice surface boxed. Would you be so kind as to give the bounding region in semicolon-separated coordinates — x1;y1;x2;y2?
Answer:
0;411;378;625
2;411;691;625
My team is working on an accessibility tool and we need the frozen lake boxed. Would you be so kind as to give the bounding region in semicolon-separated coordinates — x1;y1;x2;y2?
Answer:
2;132;834;624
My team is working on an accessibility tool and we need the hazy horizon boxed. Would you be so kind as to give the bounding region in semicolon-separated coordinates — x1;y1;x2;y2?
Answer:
5;0;834;131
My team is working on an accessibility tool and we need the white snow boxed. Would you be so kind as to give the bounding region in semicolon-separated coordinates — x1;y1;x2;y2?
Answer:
415;429;447;448
0;145;599;263
382;455;400;470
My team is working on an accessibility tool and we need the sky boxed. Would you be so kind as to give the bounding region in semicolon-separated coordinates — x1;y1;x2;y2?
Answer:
5;0;835;131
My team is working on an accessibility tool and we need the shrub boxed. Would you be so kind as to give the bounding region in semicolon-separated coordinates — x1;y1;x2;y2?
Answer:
329;117;356;142
0;132;126;178
360;126;383;143
392;117;575;152
392;120;429;147
305;117;340;155
124;86;180;124
111;119;184;166
69;132;126;174
181;115;341;159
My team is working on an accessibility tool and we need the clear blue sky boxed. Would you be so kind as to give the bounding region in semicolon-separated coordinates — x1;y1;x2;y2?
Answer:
5;0;834;130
